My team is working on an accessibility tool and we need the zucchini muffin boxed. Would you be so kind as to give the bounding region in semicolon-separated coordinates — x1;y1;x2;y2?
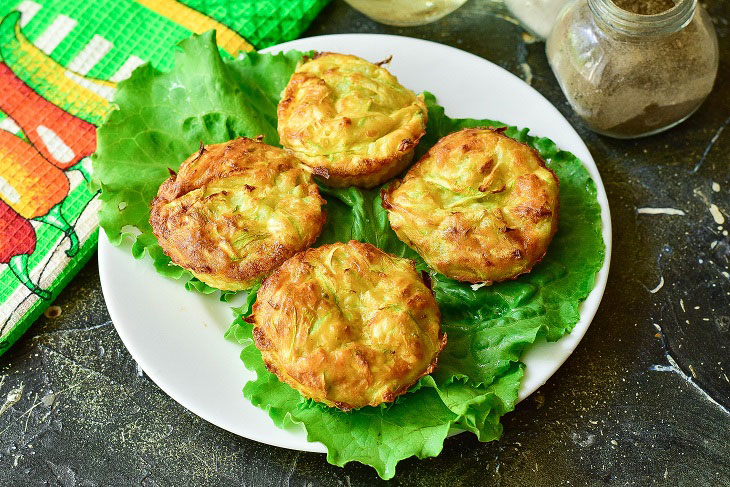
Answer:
277;53;428;188
248;240;446;410
382;127;559;284
150;137;326;291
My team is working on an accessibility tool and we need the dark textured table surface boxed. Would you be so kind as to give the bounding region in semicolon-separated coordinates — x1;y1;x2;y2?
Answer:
2;1;729;485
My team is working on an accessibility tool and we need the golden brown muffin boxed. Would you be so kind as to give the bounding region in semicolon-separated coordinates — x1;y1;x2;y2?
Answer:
277;53;428;188
150;137;326;291
382;127;559;284
248;240;446;410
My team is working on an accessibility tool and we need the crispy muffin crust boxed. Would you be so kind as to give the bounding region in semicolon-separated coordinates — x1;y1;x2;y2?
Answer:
150;137;326;291
277;52;428;188
249;240;446;410
383;128;559;284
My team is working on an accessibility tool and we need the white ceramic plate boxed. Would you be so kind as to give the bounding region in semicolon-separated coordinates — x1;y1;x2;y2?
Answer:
98;34;612;454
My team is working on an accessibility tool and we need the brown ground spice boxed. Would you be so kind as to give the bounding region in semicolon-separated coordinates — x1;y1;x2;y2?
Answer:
612;0;676;15
612;0;674;15
547;1;717;137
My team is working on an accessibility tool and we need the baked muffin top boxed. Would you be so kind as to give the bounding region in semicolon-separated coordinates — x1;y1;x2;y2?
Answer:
278;53;427;188
150;137;326;291
383;127;559;284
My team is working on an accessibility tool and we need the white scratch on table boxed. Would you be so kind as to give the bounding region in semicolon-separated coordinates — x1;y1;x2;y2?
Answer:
521;31;538;44
709;204;725;225
0;383;24;417
648;275;664;294
650;355;730;415
520;62;533;85
23;392;38;434
637;207;685;216
495;13;521;25
692;115;730;173
283;451;300;487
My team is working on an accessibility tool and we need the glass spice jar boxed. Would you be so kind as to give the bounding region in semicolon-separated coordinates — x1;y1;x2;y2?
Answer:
546;0;719;138
344;0;469;26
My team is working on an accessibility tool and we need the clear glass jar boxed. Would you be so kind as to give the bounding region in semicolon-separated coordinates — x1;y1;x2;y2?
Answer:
344;0;468;26
505;0;573;39
546;0;718;138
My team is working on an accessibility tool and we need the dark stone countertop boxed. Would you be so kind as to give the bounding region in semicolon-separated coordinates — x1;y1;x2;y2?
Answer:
1;1;729;485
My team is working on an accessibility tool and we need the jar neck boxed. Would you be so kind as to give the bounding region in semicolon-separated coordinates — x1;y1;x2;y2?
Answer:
587;0;697;37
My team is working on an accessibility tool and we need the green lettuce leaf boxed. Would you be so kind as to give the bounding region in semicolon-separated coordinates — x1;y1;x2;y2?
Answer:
93;32;303;282
94;32;605;479
228;314;520;479
185;278;238;302
236;315;456;480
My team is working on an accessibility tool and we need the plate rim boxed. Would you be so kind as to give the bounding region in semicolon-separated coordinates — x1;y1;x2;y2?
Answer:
98;32;612;454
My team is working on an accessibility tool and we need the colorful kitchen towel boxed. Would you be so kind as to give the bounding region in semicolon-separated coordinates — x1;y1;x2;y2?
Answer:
0;0;331;356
